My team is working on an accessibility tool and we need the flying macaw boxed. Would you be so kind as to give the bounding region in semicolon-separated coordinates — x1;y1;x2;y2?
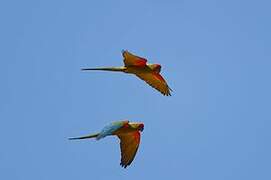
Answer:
82;50;172;96
69;120;144;168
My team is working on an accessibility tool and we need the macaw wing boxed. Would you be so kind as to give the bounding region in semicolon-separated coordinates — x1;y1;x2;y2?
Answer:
118;132;141;168
135;72;172;96
122;50;147;67
97;121;128;140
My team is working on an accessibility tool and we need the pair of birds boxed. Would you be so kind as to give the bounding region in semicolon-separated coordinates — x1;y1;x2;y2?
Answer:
69;50;172;168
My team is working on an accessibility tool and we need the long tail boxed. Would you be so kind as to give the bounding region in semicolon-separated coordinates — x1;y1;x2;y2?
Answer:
68;133;99;140
81;67;126;72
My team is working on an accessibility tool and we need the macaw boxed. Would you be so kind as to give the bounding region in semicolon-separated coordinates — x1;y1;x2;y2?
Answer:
82;50;172;96
69;120;144;168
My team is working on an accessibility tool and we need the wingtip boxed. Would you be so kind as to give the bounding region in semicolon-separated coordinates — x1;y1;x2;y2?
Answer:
167;86;173;96
161;89;172;96
120;163;128;169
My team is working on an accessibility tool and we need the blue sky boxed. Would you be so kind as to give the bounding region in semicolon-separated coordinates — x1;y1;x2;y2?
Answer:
1;0;271;179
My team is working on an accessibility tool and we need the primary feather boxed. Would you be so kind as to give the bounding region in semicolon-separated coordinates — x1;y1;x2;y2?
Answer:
118;132;141;168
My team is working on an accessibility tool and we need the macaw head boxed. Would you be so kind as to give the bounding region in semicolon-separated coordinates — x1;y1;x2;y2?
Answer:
129;122;144;132
148;64;161;73
138;123;144;132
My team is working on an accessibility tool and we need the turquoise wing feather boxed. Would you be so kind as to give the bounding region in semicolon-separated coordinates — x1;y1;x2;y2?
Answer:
96;121;128;140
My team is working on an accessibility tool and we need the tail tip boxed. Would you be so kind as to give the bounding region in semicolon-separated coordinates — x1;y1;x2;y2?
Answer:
68;137;77;140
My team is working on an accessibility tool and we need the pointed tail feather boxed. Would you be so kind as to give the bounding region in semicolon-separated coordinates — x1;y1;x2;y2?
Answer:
81;67;126;72
68;133;99;140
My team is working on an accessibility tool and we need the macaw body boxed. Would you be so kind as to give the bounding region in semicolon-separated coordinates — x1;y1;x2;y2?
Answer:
69;120;144;168
82;50;172;96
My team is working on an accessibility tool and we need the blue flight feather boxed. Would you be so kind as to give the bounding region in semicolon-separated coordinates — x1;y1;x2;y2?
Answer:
96;121;128;140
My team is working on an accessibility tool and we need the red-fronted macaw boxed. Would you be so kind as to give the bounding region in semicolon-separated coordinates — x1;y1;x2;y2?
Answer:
82;50;172;96
69;120;144;168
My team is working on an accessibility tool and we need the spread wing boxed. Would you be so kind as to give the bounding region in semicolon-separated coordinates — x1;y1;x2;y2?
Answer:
118;132;141;168
122;50;147;67
135;72;172;96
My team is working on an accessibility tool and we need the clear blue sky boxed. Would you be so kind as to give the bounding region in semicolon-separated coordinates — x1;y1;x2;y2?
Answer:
1;0;271;179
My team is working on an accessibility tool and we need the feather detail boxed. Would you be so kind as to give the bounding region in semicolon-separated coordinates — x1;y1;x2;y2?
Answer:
81;67;126;72
97;121;129;140
122;50;147;67
135;72;172;96
68;133;99;140
118;131;141;168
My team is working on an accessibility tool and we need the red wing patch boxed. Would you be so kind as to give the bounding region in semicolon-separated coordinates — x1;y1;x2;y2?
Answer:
133;59;147;67
153;72;166;83
122;50;147;67
133;131;140;144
